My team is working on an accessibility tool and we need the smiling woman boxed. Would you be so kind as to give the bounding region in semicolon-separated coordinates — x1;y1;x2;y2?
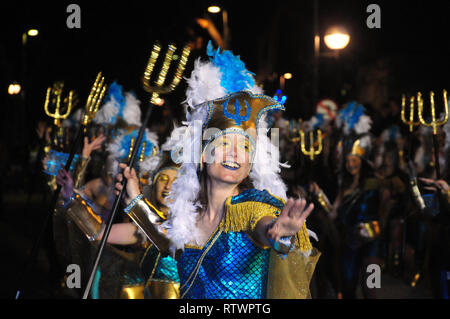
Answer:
115;43;320;299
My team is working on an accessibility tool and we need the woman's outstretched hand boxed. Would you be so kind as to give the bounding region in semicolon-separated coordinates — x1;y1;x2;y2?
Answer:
82;134;106;159
267;198;314;242
114;163;141;205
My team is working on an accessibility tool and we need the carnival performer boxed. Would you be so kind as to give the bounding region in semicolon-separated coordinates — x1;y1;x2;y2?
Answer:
115;42;320;299
138;153;181;299
56;126;186;299
53;83;160;299
415;119;450;299
331;101;381;299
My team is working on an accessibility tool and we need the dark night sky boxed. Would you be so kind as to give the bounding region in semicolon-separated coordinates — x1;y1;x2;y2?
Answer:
0;0;449;140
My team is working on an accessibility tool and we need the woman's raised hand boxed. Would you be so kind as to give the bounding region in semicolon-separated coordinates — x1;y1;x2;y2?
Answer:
267;198;314;242
82;134;106;159
114;163;141;205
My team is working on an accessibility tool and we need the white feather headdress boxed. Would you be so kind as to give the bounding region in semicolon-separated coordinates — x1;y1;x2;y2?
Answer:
93;81;142;127
335;101;373;161
106;128;159;178
163;43;288;251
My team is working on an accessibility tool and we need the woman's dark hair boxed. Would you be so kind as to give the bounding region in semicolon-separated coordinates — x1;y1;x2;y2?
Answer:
197;165;254;214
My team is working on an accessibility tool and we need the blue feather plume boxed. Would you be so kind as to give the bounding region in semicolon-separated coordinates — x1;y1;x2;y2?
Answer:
207;41;255;94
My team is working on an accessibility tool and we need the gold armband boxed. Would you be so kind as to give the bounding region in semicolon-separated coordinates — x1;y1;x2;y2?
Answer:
316;191;331;213
66;194;103;241
126;198;171;255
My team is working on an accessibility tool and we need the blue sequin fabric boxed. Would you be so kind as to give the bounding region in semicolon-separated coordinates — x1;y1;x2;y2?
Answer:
178;189;283;299
179;230;270;299
153;255;180;283
142;244;180;284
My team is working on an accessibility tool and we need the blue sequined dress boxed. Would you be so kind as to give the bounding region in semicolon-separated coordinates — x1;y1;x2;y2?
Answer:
177;188;314;299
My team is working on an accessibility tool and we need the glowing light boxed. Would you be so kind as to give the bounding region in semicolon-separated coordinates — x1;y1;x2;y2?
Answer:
283;73;293;80
324;27;350;50
8;83;21;95
208;6;221;13
154;97;165;106
27;29;39;36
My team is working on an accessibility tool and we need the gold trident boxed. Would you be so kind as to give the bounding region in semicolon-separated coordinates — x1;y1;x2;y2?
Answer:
142;43;191;104
44;82;76;127
417;90;448;135
401;94;421;133
82;72;107;128
300;129;323;160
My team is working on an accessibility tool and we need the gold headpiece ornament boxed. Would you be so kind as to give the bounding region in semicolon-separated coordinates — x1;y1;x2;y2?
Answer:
204;91;284;133
199;91;284;168
351;139;366;157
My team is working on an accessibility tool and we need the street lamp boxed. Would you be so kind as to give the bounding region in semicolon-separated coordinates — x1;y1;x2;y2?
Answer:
207;6;221;13
312;4;351;106
27;29;39;37
324;26;350;50
8;83;21;95
279;73;292;91
206;5;230;49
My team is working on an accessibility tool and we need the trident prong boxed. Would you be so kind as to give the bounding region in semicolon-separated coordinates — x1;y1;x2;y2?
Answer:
417;90;449;135
139;142;146;162
300;129;323;160
44;82;75;127
401;94;421;133
128;137;136;161
142;43;191;105
82;72;107;127
127;139;148;163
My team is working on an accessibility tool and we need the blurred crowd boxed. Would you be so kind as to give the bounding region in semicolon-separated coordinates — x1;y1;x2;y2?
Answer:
21;80;450;299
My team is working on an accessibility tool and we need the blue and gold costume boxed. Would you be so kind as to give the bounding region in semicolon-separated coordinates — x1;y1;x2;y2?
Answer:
125;45;320;299
128;188;319;299
178;189;284;299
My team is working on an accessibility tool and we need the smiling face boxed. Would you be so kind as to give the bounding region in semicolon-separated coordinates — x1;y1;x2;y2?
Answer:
205;133;253;186
154;168;178;207
345;155;362;176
